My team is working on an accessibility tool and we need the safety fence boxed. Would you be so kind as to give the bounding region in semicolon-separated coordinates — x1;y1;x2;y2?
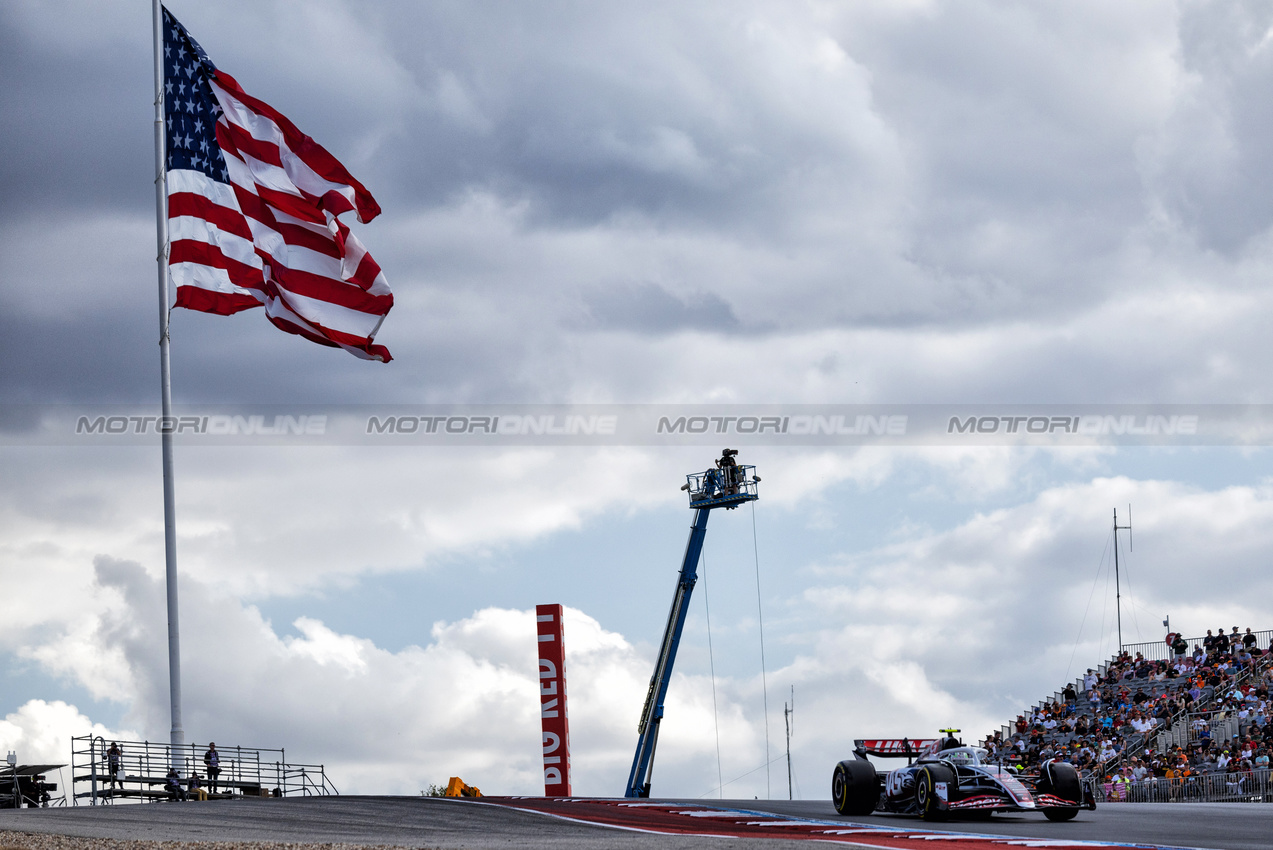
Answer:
1085;767;1273;803
70;736;337;805
1122;631;1273;664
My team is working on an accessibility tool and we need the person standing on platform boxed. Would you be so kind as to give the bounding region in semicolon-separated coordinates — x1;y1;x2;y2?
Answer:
203;743;221;794
106;742;122;790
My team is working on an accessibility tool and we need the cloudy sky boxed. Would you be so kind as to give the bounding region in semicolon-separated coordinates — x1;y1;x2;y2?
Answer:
5;0;1273;801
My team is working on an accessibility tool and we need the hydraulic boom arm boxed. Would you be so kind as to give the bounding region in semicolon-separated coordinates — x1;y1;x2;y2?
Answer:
624;451;759;799
625;508;710;798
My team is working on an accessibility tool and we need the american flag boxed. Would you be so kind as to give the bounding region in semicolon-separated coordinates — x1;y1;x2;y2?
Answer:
163;7;393;362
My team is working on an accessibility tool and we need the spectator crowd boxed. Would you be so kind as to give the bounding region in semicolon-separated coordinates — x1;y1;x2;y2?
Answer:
980;626;1273;798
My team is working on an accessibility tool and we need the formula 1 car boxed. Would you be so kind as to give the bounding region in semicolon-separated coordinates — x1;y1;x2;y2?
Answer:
832;731;1094;822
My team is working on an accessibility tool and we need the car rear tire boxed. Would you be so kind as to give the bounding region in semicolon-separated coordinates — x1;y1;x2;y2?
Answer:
1038;761;1081;821
916;764;953;821
832;760;879;816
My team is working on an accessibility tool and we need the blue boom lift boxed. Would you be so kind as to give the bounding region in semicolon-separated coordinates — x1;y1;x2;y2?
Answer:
624;449;760;798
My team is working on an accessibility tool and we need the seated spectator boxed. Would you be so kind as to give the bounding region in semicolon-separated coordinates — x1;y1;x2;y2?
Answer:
1131;714;1157;734
165;768;186;802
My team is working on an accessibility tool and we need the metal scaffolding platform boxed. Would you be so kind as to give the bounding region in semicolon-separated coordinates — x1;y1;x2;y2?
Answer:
70;736;337;805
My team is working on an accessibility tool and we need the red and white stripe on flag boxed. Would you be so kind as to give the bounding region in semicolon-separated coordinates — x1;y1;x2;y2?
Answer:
163;8;393;362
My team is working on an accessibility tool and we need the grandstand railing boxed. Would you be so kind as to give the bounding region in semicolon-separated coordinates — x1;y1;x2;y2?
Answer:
70;736;337;805
1086;767;1273;803
1155;710;1247;753
1122;631;1273;663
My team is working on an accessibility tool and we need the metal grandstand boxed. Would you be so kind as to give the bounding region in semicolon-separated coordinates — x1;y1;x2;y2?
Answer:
997;630;1273;804
70;736;337;805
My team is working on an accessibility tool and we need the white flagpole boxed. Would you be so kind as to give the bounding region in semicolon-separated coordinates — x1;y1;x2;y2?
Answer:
152;0;185;768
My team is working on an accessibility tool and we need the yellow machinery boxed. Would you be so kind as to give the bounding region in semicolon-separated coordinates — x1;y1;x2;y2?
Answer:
444;776;482;798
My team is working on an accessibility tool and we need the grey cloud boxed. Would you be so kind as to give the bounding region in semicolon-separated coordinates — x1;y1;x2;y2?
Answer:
6;1;1273;408
0;7;153;224
580;282;741;334
1148;2;1273;254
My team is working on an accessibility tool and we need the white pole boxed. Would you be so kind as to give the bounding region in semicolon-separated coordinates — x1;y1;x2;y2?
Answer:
152;0;184;768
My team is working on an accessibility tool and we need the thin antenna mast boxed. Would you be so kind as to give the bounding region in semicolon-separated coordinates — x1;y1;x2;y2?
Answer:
1113;508;1132;655
784;688;793;801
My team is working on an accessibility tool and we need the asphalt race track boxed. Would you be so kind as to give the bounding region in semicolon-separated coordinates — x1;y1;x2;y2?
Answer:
0;796;1269;849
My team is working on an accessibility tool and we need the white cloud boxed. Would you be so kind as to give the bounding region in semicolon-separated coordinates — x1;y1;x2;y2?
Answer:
11;454;1273;799
0;699;139;768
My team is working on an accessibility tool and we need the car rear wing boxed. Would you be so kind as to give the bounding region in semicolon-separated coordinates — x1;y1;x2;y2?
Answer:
853;739;940;760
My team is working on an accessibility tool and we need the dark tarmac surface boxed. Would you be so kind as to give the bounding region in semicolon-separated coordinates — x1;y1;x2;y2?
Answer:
755;799;1268;849
0;796;1268;849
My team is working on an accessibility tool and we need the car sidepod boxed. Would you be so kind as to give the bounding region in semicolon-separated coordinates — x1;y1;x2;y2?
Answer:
944;765;1036;814
879;764;921;815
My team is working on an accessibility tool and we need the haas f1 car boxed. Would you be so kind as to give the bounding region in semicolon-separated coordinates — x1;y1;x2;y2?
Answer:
832;731;1095;821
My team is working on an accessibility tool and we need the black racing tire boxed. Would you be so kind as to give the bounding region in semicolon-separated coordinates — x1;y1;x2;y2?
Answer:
832;760;880;816
916;764;953;821
1038;761;1081;821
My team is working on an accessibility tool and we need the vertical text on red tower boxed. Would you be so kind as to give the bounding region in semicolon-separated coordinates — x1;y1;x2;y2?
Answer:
536;603;571;795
